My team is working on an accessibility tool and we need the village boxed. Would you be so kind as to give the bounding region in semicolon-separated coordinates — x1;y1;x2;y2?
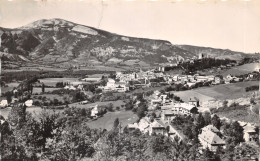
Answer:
1;61;260;160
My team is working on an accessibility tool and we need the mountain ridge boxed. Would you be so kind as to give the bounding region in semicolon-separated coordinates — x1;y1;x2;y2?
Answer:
0;18;249;69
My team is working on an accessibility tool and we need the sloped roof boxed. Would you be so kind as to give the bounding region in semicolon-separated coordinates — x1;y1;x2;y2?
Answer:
199;130;225;145
163;110;175;115
243;125;256;133
174;103;196;111
151;119;165;129
201;125;220;133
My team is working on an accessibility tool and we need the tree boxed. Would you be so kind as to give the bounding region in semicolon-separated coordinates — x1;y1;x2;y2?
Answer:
42;83;45;93
196;113;205;129
202;147;215;161
6;91;13;104
113;118;119;129
211;114;221;130
222;100;228;108
203;111;211;126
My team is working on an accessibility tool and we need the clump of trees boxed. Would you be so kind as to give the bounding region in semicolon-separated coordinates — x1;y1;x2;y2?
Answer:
179;58;236;73
210;102;247;113
245;85;259;92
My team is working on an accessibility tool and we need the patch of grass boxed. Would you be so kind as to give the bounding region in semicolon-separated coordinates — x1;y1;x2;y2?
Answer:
86;110;138;130
217;109;259;125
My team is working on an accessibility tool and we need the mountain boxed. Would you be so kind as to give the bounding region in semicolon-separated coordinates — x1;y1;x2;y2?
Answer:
0;18;248;69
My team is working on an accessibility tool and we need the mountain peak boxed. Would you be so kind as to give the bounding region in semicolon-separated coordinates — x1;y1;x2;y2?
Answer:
19;18;76;29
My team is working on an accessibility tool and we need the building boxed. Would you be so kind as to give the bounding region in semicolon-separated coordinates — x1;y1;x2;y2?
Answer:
81;77;101;82
91;105;101;118
173;103;198;115
25;100;33;107
0;100;8;107
161;110;175;122
199;125;225;151
198;53;205;59
101;79;129;92
214;76;222;84
188;97;200;107
149;119;166;135
243;125;258;142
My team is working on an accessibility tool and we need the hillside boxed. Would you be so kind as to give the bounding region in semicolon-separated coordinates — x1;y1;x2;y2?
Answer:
0;18;249;70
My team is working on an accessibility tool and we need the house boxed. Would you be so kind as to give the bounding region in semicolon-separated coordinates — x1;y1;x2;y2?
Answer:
102;79;129;92
0;100;8;107
81;77;101;82
91;105;102;118
243;125;258;142
173;103;198;115
168;125;185;141
223;78;231;84
187;82;196;87
199;125;225;151
25;100;33;107
64;85;70;89
79;100;89;104
149;119;166;135
161;110;175;122
188;97;200;107
127;117;151;133
11;98;19;104
69;86;77;90
214;76;222;84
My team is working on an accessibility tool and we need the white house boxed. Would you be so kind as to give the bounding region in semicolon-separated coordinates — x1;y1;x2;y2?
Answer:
149;119;166;135
0;100;8;107
172;103;198;115
91;105;100;118
102;79;129;92
25;100;33;107
199;125;225;151
243;124;258;142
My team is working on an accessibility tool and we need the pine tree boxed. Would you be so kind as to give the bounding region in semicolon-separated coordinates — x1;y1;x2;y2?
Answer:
211;114;221;130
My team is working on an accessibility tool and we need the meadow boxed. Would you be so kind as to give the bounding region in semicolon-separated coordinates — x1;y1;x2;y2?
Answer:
86;110;138;130
220;63;259;77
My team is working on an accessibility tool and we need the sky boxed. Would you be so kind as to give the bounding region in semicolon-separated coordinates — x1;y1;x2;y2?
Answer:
0;0;259;53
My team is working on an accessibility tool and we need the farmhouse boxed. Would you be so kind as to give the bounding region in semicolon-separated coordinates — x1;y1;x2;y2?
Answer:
149;119;166;135
199;125;225;151
161;110;175;122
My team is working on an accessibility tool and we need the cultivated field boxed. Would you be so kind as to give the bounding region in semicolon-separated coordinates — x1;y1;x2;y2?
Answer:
69;100;125;109
172;81;259;101
1;82;20;93
0;106;63;119
32;87;62;94
220;63;259;77
38;78;80;86
194;81;259;100
86;110;138;130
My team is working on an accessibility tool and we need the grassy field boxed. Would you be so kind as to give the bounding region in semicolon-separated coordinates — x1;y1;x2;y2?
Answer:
38;78;81;86
217;109;259;125
1;82;20;93
69;100;125;109
0;106;63;119
86;110;138;130
32;87;62;94
220;63;259;77
193;81;259;100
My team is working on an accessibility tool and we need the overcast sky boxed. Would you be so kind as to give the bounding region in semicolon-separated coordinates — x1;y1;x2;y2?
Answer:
0;0;259;53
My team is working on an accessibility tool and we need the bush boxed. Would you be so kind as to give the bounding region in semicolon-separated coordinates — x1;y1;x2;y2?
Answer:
245;85;259;92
